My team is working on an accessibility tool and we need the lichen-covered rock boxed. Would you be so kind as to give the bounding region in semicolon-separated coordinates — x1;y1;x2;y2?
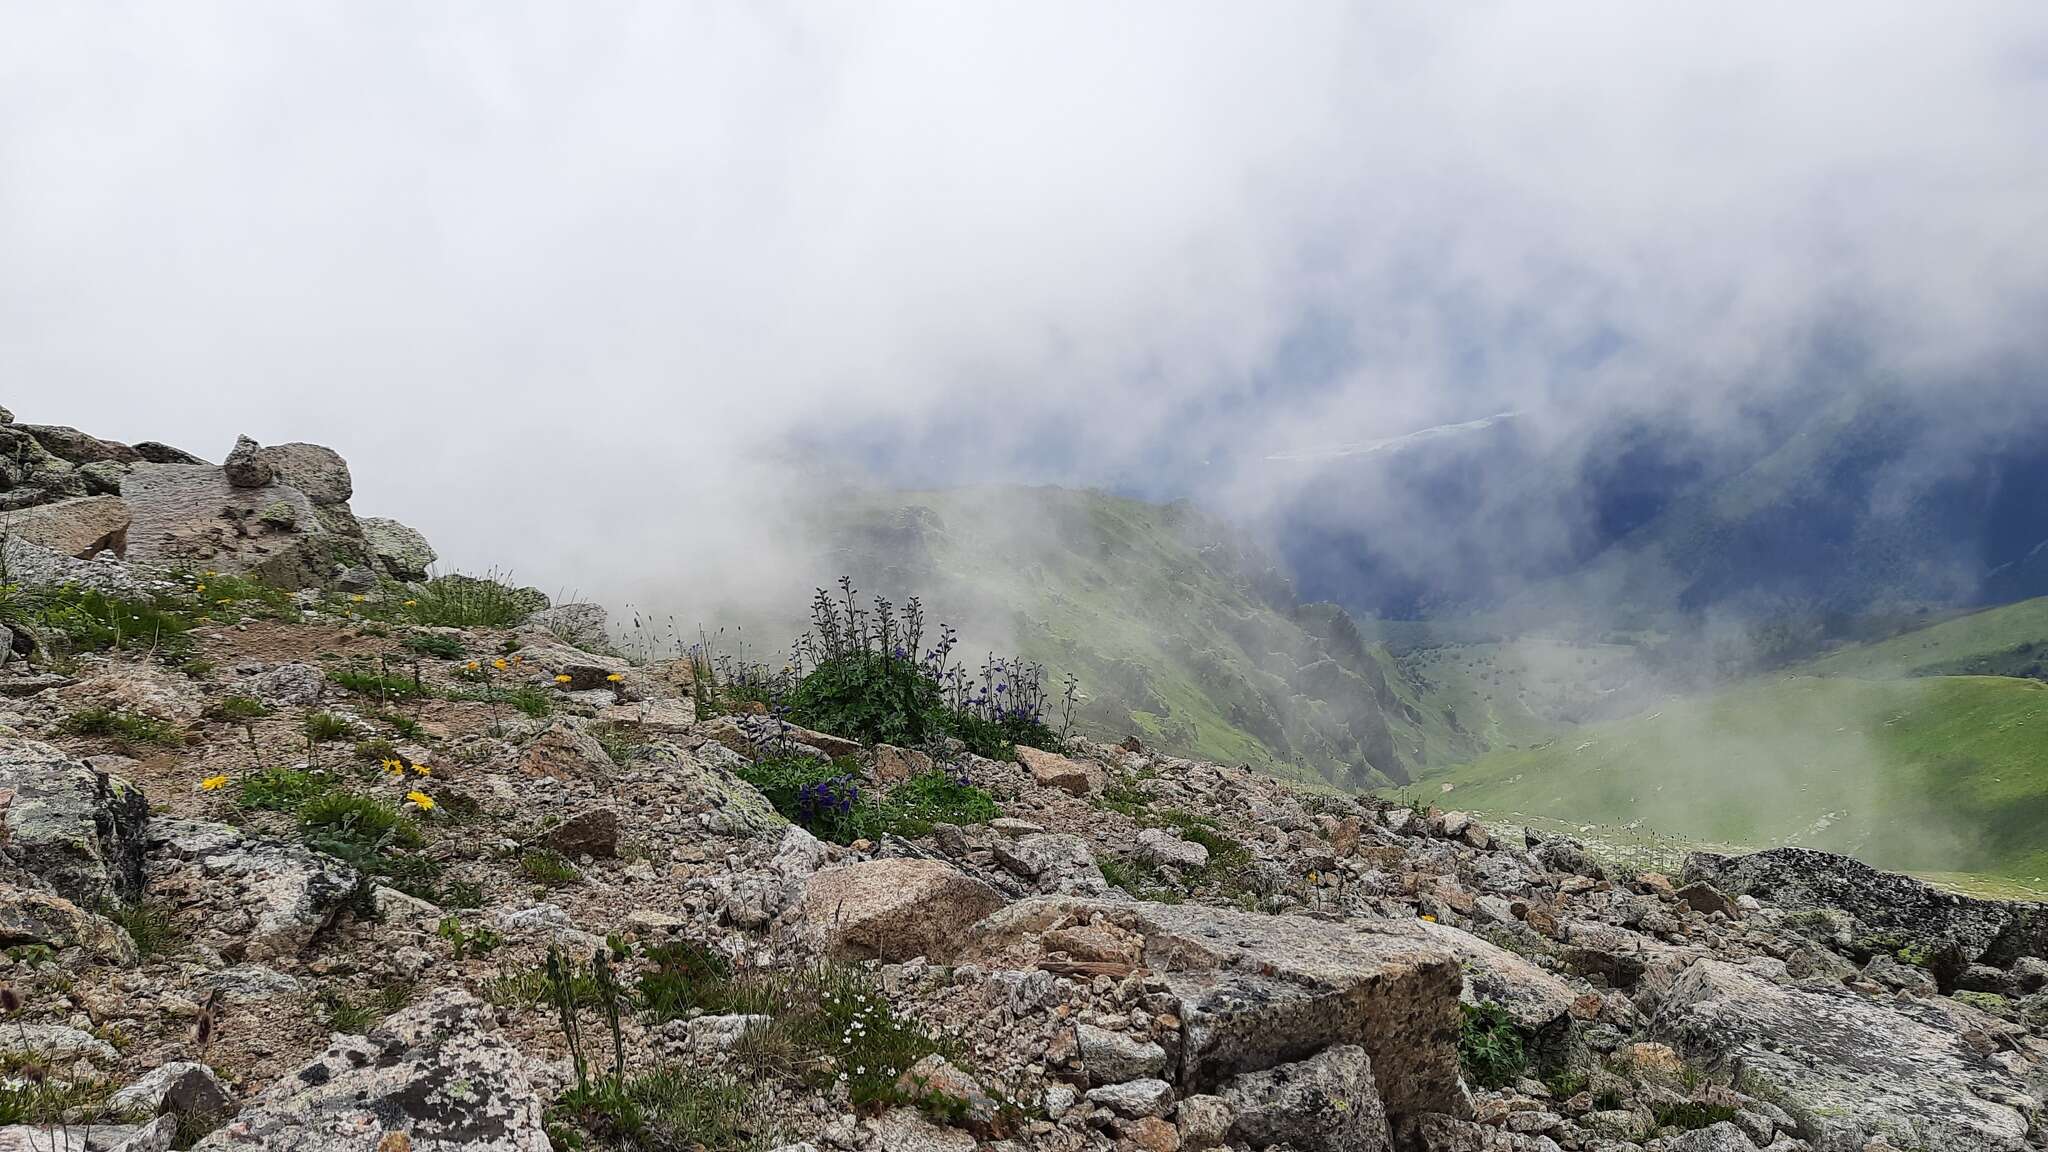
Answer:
1076;1023;1168;1084
221;436;272;488
528;603;613;655
1222;1045;1392;1152
1136;827;1209;870
17;424;143;465
0;879;137;962
242;662;324;709
252;443;352;506
360;516;438;581
193;988;550;1151
966;898;1467;1118
628;741;782;835
0;737;149;906
803;858;1007;962
121;462;362;589
516;720;614;780
991;833;1108;895
147;818;360;961
1417;919;1579;1030
1685;847;2048;965
1650;958;2035;1150
1015;745;1099;796
108;1061;235;1125
545;807;620;858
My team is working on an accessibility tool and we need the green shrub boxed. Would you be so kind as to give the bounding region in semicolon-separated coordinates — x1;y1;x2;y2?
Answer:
881;769;999;836
437;915;503;960
59;707;185;751
327;667;429;700
401;573;543;629
299;792;423;851
548;1067;758;1152
237;766;334;811
32;587;195;658
735;756;999;846
1457;1002;1528;1089
403;632;467;660
638;941;772;1023
441;879;485;909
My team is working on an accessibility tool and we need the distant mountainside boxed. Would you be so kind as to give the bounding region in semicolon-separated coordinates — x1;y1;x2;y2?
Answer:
795;487;1474;788
1277;382;2048;623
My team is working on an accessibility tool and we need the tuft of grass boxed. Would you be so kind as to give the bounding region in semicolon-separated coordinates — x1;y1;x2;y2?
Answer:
212;695;271;721
521;849;582;887
400;572;543;629
638;941;772;1023
0;1079;117;1127
302;711;356;743
32;586;196;659
326;667;429;700
548;1067;761;1152
318;982;411;1033
106;899;182;959
403;632;467;660
1097;853;1183;903
59;706;185;751
299;792;424;851
237;765;334;812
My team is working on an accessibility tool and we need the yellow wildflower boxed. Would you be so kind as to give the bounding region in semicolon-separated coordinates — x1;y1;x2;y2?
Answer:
406;790;435;811
195;583;207;593
382;758;404;776
606;673;623;683
554;674;572;684
465;661;480;672
351;594;365;603
493;659;508;671
403;599;417;607
1419;913;1437;923
412;763;431;776
200;775;229;791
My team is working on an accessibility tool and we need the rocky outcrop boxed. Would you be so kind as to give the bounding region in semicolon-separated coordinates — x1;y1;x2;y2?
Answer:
1649;957;2036;1150
967;897;1467;1120
193;988;551;1151
0;737;149;907
1016;745;1100;796
0;879;137;962
147;818;360;961
0;495;130;558
803;858;1008;962
1221;1045;1392;1152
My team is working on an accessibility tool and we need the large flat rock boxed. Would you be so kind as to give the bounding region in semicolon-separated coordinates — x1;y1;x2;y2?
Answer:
1650;958;2036;1151
966;898;1467;1120
0;495;129;558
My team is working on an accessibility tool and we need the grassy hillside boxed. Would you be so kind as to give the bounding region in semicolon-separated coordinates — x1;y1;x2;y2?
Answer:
1404;674;2048;884
1799;596;2048;680
806;487;1465;788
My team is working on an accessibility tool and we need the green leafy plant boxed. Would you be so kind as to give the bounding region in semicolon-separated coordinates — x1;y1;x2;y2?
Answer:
211;695;271;721
298;792;424;851
318;983;411;1033
302;711;356;743
1457;1002;1528;1089
521;849;582;887
237;765;333;811
437;915;503;961
403;632;467;660
401;572;543;629
105;900;182;959
59;707;185;751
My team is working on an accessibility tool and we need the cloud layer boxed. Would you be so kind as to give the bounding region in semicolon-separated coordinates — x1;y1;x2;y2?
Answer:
5;2;2045;613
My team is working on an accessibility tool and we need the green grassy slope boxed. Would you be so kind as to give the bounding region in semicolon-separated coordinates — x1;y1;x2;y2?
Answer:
1405;674;2048;884
1799;596;2048;680
807;487;1463;788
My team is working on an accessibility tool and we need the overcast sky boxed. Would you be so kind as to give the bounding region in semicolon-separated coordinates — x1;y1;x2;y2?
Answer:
5;2;2046;609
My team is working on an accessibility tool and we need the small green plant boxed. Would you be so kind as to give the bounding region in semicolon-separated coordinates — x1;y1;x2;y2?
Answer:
403;632;467;660
1457;1002;1528;1089
547;1066;759;1152
106;900;182;959
436;915;504;961
212;695;271;721
638;940;770;1023
401;572;543;629
591;722;645;766
327;667;430;700
1097;853;1183;903
302;711;355;743
521;849;582;887
441;879;485;909
237;765;333;811
0;1079;117;1127
371;710;426;740
1651;1100;1739;1129
298;792;424;851
59;707;185;751
353;736;399;763
318;983;411;1033
32;586;196;659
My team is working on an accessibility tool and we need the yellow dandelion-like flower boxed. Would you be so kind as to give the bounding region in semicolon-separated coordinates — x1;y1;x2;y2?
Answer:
554;674;572;684
351;594;366;603
412;763;431;776
1419;913;1437;923
403;599;417;607
606;673;623;683
195;583;207;593
203;570;217;578
406;790;435;811
493;659;508;671
465;661;480;672
200;775;230;791
384;760;405;776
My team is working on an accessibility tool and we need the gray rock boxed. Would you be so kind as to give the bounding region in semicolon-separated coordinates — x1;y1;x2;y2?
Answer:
252;442;352;505
683;1013;772;1051
108;1061;234;1123
863;1108;976;1152
0;737;148;906
1222;1045;1392;1152
1085;1078;1174;1119
17;424;141;465
77;460;128;495
802;859;1008;962
0;494;130;559
1529;836;1602;878
132;441;208;465
221;435;272;488
529;603;613;655
1136;827;1209;870
1077;1024;1168;1084
0;879;136;962
332;565;377;593
0;1022;119;1063
992;833;1109;894
1666;1121;1760;1152
244;662;325;709
1863;952;1938;996
193;987;550;1151
624;742;782;836
197;964;306;1004
546;808;620;858
1176;1094;1235;1150
1650;957;2033;1150
120;462;356;590
361;516;438;581
0;1116;179;1151
1417;919;1579;1030
148;818;359;961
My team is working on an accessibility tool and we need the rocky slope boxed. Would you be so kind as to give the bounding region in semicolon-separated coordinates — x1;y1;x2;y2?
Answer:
0;412;2042;1152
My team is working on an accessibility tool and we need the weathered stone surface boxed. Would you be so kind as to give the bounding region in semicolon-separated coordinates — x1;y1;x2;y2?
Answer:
1685;847;2048;964
991;833;1109;895
132;441;208;465
517;720;613;779
804;859;1007;962
252;442;352;505
1015;745;1099;795
1176;1094;1235;1150
1417;920;1578;1030
361;516;438;581
0;737;148;906
871;744;934;784
18;424;142;465
1087;1077;1175;1119
528;603;612;654
630;742;781;836
0;879;136;962
0;1022;118;1063
596;697;697;734
1650;958;2034;1150
221;435;272;488
546;807;620;858
1403;1114;1565;1152
1136;827;1209;870
148;818;359;960
1673;880;1741;919
0;495;130;558
1222;1045;1392;1152
863;1108;976;1152
966;898;1466;1118
108;1061;234;1123
0;1116;177;1151
1077;1024;1168;1084
121;462;358;588
242;662;324;709
193;988;550;1151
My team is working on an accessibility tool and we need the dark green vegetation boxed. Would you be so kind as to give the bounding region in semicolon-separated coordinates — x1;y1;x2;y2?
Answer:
736;754;998;846
1456;1002;1528;1090
58;706;185;752
0;572;297;664
396;571;545;629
